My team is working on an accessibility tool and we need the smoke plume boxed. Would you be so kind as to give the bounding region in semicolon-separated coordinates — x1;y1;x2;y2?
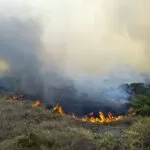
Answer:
0;0;150;114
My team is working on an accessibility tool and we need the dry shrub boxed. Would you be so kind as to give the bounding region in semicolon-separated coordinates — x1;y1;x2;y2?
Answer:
120;117;150;150
0;99;128;150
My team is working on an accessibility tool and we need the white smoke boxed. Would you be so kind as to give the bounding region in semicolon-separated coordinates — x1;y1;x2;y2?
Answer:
0;0;149;113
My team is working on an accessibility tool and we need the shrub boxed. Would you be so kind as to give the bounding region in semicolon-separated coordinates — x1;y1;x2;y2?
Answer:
120;117;150;150
130;94;150;116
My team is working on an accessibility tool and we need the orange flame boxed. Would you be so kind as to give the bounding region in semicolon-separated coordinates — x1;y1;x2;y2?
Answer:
81;116;88;122
32;100;41;107
99;112;106;122
53;104;64;115
52;104;125;124
30;101;125;124
9;93;126;124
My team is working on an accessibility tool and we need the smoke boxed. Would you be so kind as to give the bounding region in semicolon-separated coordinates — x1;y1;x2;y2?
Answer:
1;0;150;72
0;0;150;114
0;18;41;95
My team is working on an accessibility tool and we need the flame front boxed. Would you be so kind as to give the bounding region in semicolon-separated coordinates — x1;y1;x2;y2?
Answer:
31;100;126;124
52;104;125;124
10;94;128;125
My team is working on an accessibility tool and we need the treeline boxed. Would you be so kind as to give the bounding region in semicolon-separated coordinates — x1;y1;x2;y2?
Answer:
126;83;150;116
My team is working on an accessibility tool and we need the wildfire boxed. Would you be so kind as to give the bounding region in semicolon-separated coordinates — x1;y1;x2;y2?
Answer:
53;104;64;115
2;92;129;125
52;103;125;124
32;100;41;107
30;98;128;124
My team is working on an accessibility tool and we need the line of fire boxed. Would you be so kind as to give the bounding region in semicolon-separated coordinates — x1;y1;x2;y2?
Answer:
8;94;136;124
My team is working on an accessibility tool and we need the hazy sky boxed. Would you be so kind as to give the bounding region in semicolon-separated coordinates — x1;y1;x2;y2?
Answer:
0;0;150;74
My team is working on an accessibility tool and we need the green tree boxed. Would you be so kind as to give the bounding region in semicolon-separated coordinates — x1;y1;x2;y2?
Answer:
131;94;150;116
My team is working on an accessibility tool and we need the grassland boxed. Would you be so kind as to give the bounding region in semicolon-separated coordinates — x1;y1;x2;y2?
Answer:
0;98;149;150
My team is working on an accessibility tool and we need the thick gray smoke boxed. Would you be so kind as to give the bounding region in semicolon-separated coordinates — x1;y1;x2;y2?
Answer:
0;18;69;100
0;17;130;115
1;0;150;115
0;18;43;95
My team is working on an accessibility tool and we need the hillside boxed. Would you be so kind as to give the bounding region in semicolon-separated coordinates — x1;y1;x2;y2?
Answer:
0;97;150;150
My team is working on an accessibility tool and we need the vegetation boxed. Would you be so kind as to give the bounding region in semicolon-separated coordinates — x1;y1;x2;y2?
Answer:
130;94;150;116
0;99;119;150
120;117;150;150
0;96;150;150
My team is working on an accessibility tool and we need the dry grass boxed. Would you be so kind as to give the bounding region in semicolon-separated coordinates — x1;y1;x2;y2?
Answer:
0;98;149;150
0;99;119;150
119;116;150;150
